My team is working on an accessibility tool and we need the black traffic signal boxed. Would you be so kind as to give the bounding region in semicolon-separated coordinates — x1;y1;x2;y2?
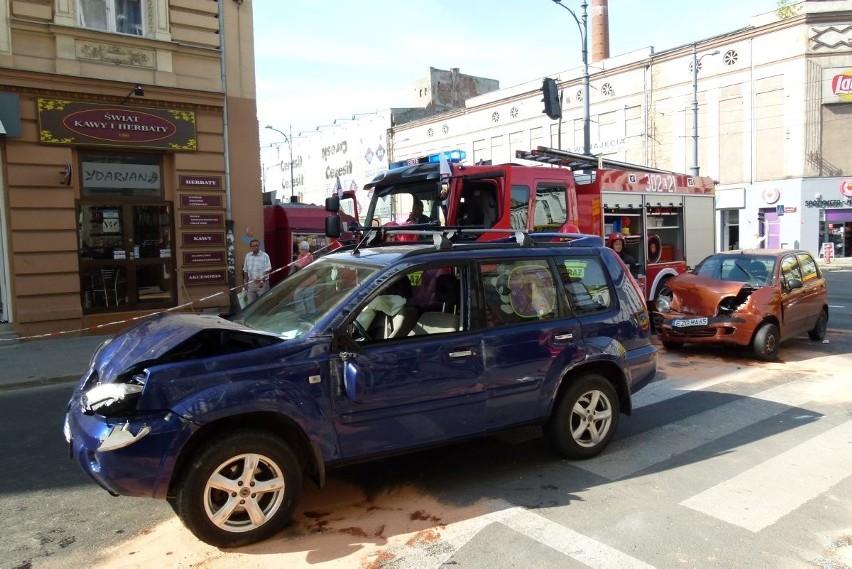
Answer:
541;77;562;120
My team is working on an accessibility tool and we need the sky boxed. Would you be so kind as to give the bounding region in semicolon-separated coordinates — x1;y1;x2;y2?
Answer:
253;0;780;146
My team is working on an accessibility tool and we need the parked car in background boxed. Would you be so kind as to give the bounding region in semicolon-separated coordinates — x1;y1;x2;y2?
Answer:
64;230;656;548
653;249;828;361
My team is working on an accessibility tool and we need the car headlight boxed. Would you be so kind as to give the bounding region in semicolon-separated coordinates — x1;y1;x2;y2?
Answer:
655;296;671;314
98;422;152;452
83;382;144;416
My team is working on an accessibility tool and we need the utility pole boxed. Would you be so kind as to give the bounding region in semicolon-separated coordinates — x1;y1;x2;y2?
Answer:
553;1;590;156
691;43;719;177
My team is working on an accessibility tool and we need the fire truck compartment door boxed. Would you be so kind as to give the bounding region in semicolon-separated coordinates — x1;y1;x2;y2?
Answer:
683;195;716;268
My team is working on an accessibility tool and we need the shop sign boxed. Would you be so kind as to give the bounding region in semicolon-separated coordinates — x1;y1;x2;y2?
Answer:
762;187;780;204
183;251;226;265
180;194;223;208
179;175;222;189
181;213;224;227
37;98;196;150
182;232;224;246
841;179;852;198
183;270;226;286
832;70;852;102
804;198;852;208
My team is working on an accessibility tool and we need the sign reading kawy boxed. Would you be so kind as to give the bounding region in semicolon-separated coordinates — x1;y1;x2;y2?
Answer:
37;98;197;150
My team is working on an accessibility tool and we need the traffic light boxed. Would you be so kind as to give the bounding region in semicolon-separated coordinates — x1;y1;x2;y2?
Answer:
541;77;562;120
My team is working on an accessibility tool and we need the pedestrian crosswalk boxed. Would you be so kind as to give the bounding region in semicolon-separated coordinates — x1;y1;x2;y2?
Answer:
379;352;852;568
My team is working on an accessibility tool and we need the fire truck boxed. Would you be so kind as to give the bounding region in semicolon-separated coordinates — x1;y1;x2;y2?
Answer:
327;147;715;302
263;194;358;286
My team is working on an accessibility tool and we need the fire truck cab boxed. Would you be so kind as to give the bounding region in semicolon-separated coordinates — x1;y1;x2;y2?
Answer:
326;147;714;303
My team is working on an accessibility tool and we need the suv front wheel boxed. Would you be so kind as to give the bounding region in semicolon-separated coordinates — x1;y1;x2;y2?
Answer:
175;430;303;548
544;373;619;459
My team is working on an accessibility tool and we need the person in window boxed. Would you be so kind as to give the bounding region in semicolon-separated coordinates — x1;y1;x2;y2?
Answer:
407;198;429;224
242;239;271;305
607;232;639;277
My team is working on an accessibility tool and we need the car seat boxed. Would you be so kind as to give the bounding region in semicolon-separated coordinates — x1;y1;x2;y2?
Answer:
410;274;460;335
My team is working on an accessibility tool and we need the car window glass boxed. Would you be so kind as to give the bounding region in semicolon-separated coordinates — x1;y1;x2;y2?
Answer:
481;260;558;325
780;255;803;286
556;257;612;314
797;253;819;282
351;265;465;341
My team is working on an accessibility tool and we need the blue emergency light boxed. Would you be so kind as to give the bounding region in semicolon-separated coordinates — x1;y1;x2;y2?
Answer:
389;149;466;169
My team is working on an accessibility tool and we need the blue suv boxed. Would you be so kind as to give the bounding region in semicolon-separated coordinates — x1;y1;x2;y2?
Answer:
64;232;656;547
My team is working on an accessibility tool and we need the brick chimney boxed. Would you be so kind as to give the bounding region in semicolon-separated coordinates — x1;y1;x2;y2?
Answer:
590;0;610;63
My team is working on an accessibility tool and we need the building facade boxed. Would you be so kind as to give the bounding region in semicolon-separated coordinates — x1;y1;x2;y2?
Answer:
0;0;263;337
388;0;852;260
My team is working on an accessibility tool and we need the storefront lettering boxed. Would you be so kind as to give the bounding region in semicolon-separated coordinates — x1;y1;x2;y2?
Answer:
321;141;348;160
805;198;852;208
84;167;159;185
325;161;352;179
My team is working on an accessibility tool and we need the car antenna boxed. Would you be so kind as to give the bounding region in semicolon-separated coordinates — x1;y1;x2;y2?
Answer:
351;227;378;256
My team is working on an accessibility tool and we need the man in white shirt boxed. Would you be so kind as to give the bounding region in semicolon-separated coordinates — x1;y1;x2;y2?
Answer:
242;239;271;305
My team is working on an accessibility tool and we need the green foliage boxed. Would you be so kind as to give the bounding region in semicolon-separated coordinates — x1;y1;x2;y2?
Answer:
776;0;796;19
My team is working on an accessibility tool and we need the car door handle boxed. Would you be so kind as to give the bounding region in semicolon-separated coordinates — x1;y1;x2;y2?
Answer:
449;350;473;358
554;333;574;341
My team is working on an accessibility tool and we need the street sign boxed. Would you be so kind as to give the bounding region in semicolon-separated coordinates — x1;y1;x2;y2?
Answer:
776;204;785;216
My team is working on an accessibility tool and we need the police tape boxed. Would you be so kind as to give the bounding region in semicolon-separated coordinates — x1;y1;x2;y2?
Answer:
0;241;338;344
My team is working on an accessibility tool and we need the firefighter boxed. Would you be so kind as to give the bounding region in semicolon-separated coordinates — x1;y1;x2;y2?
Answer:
607;232;639;277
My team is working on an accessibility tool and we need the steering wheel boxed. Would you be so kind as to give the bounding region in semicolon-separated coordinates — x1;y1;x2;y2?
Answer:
352;319;371;342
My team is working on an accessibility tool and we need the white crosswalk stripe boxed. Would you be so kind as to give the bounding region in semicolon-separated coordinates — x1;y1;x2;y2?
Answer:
680;418;852;532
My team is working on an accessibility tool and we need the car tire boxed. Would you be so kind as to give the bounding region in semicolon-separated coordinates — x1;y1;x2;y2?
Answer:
544;373;619;460
752;322;780;362
175;429;302;548
808;308;828;341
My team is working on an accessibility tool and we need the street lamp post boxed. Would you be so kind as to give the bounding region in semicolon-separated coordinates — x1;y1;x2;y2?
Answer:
691;44;719;177
553;0;590;156
265;125;295;201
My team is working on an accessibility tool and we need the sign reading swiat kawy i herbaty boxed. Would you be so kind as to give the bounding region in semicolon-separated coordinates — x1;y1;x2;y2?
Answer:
36;98;197;151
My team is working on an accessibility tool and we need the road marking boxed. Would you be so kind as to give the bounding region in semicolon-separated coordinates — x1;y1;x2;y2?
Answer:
576;373;848;481
386;499;656;569
680;418;852;532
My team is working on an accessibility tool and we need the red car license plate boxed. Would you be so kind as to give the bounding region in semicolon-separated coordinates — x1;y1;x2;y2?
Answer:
672;317;708;328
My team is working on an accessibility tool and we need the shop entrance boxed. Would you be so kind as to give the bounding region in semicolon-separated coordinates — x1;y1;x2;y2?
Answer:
820;209;852;258
78;203;176;312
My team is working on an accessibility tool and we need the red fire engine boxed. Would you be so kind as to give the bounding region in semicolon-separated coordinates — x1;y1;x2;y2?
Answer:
328;147;715;302
263;194;358;286
515;147;716;301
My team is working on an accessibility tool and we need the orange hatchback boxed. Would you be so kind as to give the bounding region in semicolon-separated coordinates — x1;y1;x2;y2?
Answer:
653;249;828;361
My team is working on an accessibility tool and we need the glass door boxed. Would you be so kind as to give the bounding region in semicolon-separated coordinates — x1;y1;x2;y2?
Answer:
78;202;176;312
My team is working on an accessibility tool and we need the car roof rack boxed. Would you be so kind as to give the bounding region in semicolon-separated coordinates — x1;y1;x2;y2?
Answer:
350;226;603;254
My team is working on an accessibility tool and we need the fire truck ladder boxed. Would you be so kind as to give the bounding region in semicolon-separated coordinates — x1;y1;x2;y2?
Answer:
515;146;678;175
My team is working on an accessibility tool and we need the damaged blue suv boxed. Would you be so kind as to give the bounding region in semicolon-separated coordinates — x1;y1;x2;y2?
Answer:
64;231;656;547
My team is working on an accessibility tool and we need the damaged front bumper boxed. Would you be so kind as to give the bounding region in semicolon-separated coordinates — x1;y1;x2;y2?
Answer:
655;313;754;346
65;393;192;499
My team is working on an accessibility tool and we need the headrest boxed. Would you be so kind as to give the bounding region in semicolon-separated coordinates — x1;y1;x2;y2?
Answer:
434;274;460;305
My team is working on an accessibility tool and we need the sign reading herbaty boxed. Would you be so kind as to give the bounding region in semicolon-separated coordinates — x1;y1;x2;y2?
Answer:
36;98;197;151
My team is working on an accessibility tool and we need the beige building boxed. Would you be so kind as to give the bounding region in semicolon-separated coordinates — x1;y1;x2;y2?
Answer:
389;0;852;258
0;0;263;338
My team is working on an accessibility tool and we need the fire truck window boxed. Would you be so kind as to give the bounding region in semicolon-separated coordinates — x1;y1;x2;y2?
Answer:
510;186;529;230
534;184;567;231
458;182;497;228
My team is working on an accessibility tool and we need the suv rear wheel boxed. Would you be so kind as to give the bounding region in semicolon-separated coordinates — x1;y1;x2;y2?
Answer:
544;373;619;459
175;430;302;548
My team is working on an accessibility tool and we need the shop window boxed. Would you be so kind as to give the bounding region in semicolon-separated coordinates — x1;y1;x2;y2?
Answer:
78;0;144;36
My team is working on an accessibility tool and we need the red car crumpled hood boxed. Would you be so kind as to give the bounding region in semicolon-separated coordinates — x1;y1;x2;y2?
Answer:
668;273;747;315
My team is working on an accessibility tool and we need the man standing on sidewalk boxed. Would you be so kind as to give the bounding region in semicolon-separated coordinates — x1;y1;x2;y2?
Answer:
242;239;271;305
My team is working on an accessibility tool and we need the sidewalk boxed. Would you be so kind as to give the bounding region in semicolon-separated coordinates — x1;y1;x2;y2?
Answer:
0;333;110;391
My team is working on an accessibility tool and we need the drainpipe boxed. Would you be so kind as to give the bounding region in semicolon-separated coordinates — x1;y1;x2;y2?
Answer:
217;1;238;312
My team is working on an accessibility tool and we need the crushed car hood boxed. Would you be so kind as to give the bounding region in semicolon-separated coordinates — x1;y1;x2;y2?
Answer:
668;273;750;315
93;313;279;383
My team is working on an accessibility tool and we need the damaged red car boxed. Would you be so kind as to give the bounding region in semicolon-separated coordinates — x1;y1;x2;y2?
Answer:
653;249;828;361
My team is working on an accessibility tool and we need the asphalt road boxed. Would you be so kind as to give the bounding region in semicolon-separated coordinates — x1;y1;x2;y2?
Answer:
2;268;850;569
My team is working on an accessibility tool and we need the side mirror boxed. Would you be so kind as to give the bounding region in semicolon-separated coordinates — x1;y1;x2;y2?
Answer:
325;215;341;238
325;195;340;213
786;277;803;291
